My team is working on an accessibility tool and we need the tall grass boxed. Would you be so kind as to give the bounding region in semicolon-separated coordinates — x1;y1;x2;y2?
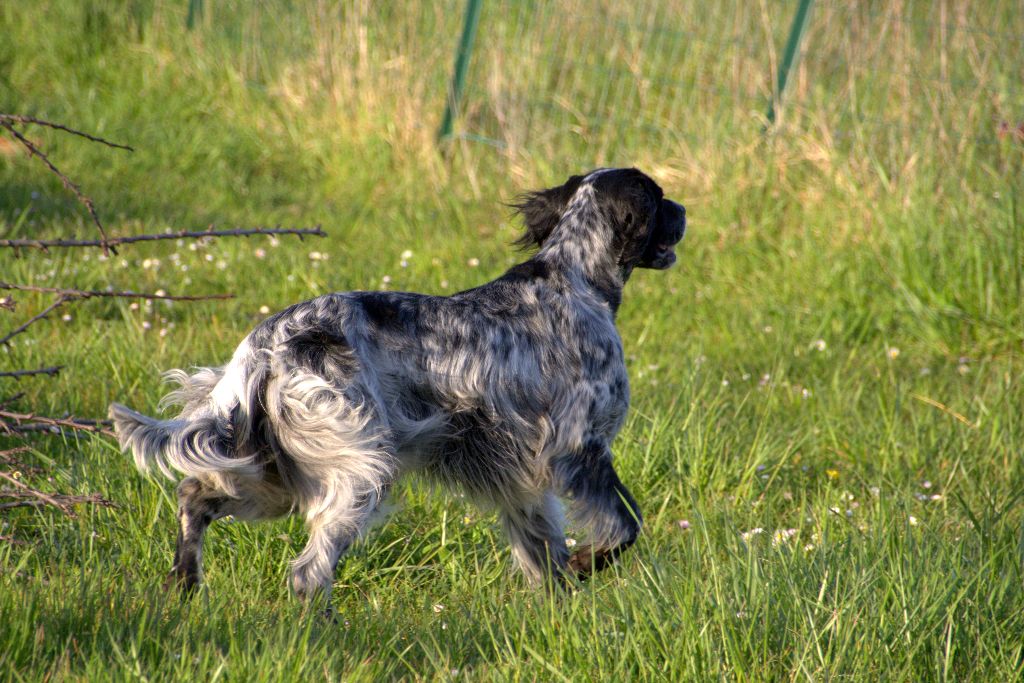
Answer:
1;1;1022;680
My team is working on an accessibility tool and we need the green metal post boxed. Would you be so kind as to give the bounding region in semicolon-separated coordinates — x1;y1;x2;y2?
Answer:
766;0;814;128
438;0;483;142
186;0;204;30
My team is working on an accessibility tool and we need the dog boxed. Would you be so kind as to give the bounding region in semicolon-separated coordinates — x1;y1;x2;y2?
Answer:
110;167;686;602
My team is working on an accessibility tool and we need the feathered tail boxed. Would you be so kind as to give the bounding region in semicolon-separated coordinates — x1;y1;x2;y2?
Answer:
109;357;265;482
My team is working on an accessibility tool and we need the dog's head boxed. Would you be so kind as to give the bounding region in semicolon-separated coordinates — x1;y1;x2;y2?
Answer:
513;168;686;272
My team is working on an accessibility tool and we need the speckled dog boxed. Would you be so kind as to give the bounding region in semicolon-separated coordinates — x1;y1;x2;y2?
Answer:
110;167;686;601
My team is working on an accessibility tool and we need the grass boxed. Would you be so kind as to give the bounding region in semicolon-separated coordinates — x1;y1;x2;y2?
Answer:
1;1;1023;680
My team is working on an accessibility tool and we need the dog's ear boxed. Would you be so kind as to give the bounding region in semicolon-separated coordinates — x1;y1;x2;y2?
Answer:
511;174;586;249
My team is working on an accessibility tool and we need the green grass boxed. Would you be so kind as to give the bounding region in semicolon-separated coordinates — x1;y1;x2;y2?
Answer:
2;1;1023;680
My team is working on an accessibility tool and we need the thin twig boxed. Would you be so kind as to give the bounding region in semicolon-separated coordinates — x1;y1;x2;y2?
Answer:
0;480;115;517
0;296;68;346
0;471;72;514
0;225;326;251
0;115;134;151
0;502;47;512
54;414;111;427
0;393;25;410
0;409;115;438
0;367;63;379
0;282;233;302
0;498;112;513
0;446;34;464
0;120;114;255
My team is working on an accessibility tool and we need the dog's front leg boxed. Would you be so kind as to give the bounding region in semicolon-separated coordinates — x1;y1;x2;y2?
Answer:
500;490;570;588
552;440;643;578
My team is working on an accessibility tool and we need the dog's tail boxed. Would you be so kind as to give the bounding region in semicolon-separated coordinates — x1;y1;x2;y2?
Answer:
109;355;265;481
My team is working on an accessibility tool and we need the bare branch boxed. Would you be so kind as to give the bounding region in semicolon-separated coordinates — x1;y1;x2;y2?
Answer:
0;409;115;438
0;393;25;410
0;474;115;517
0;296;68;346
0;114;134;151
0;367;63;379
0;120;114;255
0;224;326;251
0;470;73;514
0;282;233;302
0;446;34;465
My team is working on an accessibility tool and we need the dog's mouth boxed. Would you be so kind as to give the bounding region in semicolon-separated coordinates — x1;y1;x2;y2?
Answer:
645;240;680;269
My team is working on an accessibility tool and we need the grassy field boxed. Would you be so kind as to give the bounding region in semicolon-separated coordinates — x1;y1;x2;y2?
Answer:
2;1;1023;680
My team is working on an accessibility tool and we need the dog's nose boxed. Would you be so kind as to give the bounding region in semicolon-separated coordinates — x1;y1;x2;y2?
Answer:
664;200;686;229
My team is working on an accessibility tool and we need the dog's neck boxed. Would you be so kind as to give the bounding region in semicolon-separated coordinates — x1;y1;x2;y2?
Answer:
535;186;628;313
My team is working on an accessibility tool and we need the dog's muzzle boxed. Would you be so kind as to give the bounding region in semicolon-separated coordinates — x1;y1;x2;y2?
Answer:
643;200;686;269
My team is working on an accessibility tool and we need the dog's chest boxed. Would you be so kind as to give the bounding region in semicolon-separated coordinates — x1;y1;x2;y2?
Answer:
565;308;630;439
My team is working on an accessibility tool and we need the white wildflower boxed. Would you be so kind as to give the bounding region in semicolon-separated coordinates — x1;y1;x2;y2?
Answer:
772;528;798;546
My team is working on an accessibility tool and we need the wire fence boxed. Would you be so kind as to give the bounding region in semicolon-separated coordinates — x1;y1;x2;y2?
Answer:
13;0;1024;183
438;0;1024;173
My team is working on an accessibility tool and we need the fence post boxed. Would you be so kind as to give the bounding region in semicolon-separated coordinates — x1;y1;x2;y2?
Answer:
186;0;204;30
438;0;483;142
765;0;814;128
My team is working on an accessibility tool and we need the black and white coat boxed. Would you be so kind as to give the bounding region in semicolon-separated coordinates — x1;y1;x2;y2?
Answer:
111;167;687;600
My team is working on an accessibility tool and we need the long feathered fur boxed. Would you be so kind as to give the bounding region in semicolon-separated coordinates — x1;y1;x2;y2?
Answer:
110;167;687;600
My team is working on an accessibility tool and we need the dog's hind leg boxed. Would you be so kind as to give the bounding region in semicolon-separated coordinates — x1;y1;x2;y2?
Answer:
166;477;228;594
500;490;570;587
167;475;293;595
289;486;389;602
553;440;643;579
